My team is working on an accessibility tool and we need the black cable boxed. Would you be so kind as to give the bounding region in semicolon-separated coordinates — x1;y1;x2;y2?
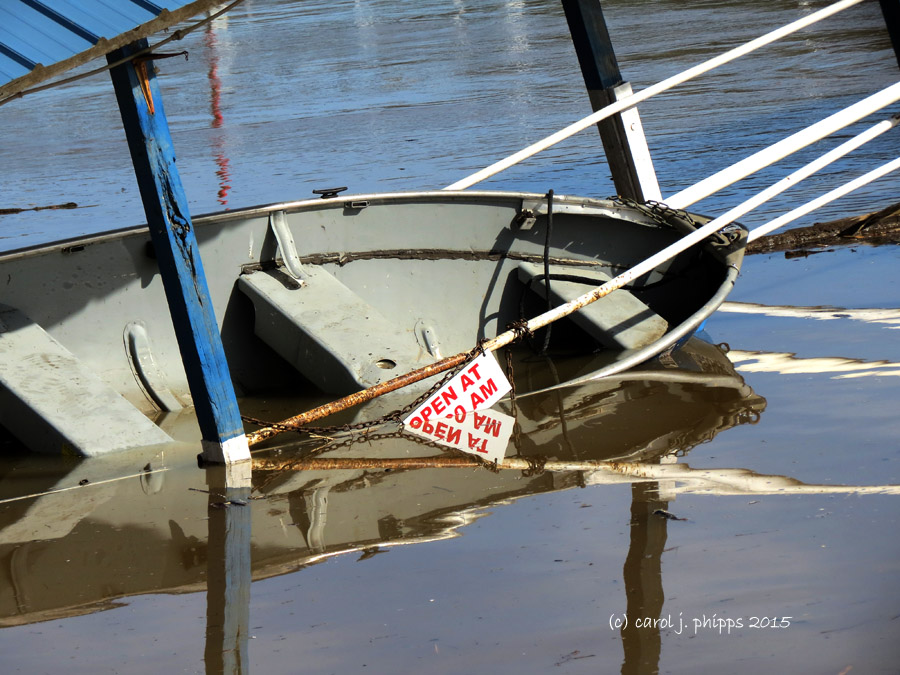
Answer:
541;189;554;354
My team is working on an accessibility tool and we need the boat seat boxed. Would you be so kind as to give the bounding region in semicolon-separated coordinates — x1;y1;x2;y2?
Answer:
0;305;173;455
517;262;668;350
238;266;429;394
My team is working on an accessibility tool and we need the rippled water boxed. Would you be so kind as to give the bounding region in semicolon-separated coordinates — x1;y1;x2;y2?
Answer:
1;0;897;247
1;1;899;673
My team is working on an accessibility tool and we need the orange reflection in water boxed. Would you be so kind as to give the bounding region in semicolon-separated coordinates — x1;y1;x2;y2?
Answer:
205;23;231;207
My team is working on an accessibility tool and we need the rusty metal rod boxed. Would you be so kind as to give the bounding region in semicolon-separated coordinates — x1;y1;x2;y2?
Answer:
253;455;488;470
251;455;900;495
252;455;626;472
246;352;470;445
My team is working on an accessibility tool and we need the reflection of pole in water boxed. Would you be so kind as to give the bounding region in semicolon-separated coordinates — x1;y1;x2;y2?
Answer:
205;466;252;674
621;482;667;675
205;22;232;206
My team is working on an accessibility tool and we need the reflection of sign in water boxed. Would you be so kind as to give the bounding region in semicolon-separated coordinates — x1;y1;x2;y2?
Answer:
403;353;513;463
405;408;515;464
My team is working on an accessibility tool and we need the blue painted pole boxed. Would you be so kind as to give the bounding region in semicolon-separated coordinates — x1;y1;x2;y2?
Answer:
107;39;248;464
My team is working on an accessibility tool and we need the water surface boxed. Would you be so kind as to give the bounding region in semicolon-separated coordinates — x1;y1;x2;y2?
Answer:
1;1;899;673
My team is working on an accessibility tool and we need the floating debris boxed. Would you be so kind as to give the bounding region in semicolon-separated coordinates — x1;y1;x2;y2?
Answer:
653;509;688;521
0;201;80;215
747;201;900;255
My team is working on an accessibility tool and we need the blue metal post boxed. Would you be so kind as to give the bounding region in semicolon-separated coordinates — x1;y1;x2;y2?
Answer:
107;39;248;464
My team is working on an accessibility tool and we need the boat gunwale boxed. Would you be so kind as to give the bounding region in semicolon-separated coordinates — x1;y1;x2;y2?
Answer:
0;190;663;262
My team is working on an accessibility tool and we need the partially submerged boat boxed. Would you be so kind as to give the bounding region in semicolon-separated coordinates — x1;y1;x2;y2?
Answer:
0;0;766;457
0;190;745;454
3;0;891;457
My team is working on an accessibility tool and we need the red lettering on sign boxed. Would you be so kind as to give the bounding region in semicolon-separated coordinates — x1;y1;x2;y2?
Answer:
453;406;466;423
408;416;422;429
466;362;481;381
461;374;475;392
432;396;446;415
469;391;485;408
446;426;461;445
479;378;498;399
483;418;502;438
435;421;448;440
421;407;434;422
441;387;458;406
468;433;487;452
422;419;434;434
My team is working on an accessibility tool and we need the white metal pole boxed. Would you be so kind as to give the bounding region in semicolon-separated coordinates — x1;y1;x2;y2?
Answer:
443;0;866;191
666;83;900;209
748;156;900;242
694;115;899;232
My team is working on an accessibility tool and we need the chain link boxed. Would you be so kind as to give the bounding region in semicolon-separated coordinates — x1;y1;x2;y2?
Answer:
609;195;702;230
611;195;748;250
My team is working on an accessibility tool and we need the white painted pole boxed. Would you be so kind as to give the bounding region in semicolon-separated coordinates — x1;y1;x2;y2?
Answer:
747;156;900;242
443;0;866;191
666;83;900;209
690;115;899;233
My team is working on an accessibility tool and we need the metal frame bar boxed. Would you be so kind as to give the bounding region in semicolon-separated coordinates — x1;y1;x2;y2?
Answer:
666;84;900;209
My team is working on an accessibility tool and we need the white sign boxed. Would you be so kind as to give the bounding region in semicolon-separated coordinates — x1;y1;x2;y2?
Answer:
403;353;513;463
404;408;515;464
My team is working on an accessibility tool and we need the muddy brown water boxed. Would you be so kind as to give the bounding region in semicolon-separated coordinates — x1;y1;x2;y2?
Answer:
1;1;900;673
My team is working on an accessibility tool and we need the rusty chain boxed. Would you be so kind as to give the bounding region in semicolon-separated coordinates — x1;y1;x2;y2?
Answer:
242;337;506;440
609;195;698;230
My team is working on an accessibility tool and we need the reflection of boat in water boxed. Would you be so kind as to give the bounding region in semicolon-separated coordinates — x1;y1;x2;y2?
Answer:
0;338;762;628
500;338;761;463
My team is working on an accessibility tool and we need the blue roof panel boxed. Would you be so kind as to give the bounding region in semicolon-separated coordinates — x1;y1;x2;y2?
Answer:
39;1;158;38
0;8;93;65
0;56;32;81
0;0;222;101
